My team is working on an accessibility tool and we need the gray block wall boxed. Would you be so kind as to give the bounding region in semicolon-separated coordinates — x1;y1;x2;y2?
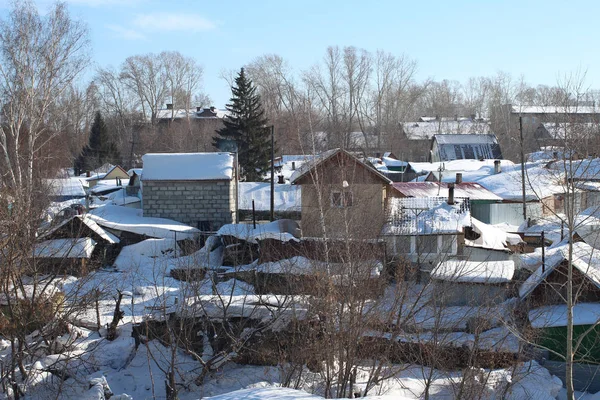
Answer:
142;180;236;230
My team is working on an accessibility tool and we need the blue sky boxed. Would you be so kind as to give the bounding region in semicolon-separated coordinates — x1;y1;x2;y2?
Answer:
1;0;598;107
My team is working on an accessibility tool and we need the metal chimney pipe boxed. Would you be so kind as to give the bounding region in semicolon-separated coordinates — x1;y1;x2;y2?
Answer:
494;160;501;174
448;183;455;205
455;173;462;184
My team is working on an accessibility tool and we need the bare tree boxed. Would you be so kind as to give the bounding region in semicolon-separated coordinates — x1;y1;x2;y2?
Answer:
0;0;90;198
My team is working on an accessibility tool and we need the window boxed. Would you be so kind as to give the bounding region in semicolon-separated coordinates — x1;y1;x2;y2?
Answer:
441;235;456;254
416;235;437;254
331;191;353;208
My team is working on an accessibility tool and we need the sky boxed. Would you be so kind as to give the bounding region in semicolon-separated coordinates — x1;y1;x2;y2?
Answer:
1;0;599;108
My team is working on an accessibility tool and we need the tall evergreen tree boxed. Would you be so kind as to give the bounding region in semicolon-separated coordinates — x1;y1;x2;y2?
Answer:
75;111;121;174
214;68;272;181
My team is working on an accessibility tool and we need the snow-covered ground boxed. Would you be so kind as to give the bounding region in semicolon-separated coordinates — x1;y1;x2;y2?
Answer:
14;198;600;399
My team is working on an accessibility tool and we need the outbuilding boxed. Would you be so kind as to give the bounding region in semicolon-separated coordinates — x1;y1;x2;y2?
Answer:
141;152;237;231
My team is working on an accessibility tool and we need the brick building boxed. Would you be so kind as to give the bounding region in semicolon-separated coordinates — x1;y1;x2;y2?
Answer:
141;152;237;230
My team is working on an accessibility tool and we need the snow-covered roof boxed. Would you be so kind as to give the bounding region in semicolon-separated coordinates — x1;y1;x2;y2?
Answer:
38;214;120;244
33;237;96;259
272;154;316;182
290;148;391;185
511;105;600;115
391;182;502;201
465;217;523;251
252;256;381;277
546;157;600;181
403;120;491;140
529;303;600;328
128;168;143;177
519;241;600;299
476;162;565;201
409;159;514;175
430;259;515;284
541;122;600;140
0;283;60;306
433;133;498;145
217;220;299;244
87;205;199;240
204;387;325;400
45;178;86;198
384;197;471;235
141;152;234;181
155;107;229;120
238;182;301;212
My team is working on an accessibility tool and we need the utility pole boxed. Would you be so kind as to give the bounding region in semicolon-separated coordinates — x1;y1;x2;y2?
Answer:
520;116;527;222
270;125;275;222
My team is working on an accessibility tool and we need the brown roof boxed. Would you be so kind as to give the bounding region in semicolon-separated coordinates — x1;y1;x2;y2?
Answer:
391;182;502;201
290;148;391;185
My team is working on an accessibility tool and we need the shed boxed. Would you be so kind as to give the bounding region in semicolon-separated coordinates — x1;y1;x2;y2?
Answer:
32;237;97;275
141;152;236;230
38;215;121;266
430;259;515;306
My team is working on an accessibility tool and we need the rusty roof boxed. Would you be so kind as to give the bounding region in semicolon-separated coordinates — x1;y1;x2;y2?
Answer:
390;182;502;201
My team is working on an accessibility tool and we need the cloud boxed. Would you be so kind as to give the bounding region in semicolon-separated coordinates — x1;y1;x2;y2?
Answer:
106;24;146;40
132;12;216;33
66;0;141;6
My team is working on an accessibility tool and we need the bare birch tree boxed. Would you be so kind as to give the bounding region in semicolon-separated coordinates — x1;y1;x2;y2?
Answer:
0;0;90;198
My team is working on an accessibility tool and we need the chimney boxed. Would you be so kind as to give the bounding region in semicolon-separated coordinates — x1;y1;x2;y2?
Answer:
553;151;558;159
494;160;501;174
455;173;462;184
278;175;285;184
196;106;202;112
210;106;216;112
166;103;173;110
86;171;91;177
291;161;296;170
448;183;455;205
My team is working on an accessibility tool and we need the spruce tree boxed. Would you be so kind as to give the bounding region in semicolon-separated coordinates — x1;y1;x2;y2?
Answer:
214;68;272;181
75;111;121;174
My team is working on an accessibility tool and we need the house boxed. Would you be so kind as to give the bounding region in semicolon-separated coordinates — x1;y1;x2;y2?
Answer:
290;148;391;239
430;259;515;306
155;105;230;152
396;117;492;162
86;165;129;189
389;179;521;230
491;104;600;160
382;196;471;269
141;152;236;231
430;134;502;163
519;241;600;364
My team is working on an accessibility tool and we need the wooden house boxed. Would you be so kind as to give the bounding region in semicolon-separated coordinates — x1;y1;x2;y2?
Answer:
519;242;600;363
32;237;97;276
290;148;391;239
38;214;121;266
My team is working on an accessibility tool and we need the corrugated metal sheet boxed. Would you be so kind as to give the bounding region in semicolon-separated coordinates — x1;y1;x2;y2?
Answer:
391;182;502;201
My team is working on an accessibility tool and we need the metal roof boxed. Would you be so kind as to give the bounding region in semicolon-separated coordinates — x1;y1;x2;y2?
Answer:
391;182;502;201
